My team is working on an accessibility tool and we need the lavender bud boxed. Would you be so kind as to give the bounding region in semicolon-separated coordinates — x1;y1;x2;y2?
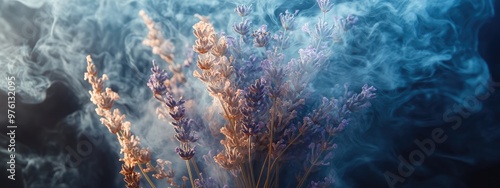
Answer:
176;146;196;160
169;106;185;121
233;19;251;36
346;84;376;112
235;4;252;17
344;15;359;30
317;0;333;13
279;10;299;31
251;25;270;47
147;60;169;99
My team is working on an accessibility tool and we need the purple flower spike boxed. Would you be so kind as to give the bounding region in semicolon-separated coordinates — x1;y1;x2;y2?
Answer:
346;15;358;25
241;79;265;136
346;84;376;112
344;15;359;30
251;25;270;47
176;146;196;160
279;10;299;31
147;60;169;101
235;4;252;17
246;79;265;106
233;19;251;36
195;174;218;188
241;120;260;136
146;59;198;162
298;45;327;66
302;20;334;42
173;119;198;143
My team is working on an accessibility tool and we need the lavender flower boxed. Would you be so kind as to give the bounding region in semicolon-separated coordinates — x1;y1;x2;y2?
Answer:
302;19;336;48
245;79;265;107
342;14;359;31
194;174;218;188
346;15;358;26
279;10;299;31
234;4;252;17
317;0;333;13
315;20;334;40
173;119;198;143
241;120;260;136
164;95;185;109
251;25;270;47
326;119;348;136
298;45;327;66
152;159;175;181
89;5;378;188
233;19;251;36
241;80;263;136
169;105;185;121
147;60;169;101
306;143;335;167
176;145;196;160
310;174;335;188
148;61;198;162
271;138;287;159
272;31;291;50
346;84;377;112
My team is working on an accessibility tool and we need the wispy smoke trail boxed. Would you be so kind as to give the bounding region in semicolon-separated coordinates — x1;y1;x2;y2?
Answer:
0;0;496;187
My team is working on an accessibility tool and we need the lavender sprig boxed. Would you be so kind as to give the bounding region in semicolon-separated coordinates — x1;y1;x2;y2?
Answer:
194;174;218;188
279;10;299;31
148;60;198;161
241;79;266;136
176;145;196;160
235;4;253;17
346;84;377;112
147;60;169;101
233;19;251;36
317;0;333;13
252;25;270;47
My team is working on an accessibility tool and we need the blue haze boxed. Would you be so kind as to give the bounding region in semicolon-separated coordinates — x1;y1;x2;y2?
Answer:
0;0;498;187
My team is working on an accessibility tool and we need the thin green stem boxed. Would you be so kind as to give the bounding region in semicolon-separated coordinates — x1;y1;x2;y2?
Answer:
256;152;269;187
138;164;157;188
268;132;302;171
279;29;287;53
264;100;277;188
296;150;322;188
296;135;332;188
218;97;235;131
190;158;201;178
240;165;250;188
249;136;255;187
117;131;156;188
315;12;326;51
186;160;195;188
240;17;244;45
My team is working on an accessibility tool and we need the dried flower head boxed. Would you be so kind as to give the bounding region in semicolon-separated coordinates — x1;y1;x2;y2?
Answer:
139;10;175;63
120;163;141;188
138;148;152;164
193;21;216;54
